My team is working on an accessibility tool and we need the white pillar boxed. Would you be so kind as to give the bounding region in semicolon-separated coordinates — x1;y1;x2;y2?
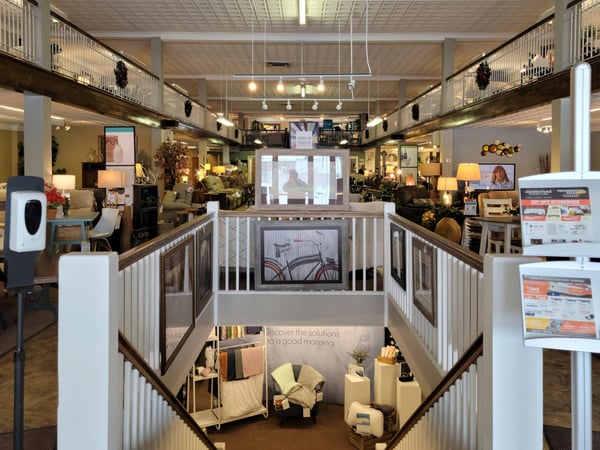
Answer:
57;253;122;450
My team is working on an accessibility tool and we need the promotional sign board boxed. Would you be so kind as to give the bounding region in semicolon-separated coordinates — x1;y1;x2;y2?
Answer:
519;172;600;257
519;261;600;352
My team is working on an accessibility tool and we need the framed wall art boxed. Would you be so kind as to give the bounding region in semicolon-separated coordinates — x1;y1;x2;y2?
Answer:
255;220;348;290
255;148;349;211
195;223;213;319
160;236;195;374
390;222;407;290
412;237;437;326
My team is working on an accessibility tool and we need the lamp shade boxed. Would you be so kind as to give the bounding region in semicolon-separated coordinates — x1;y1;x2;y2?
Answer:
52;174;76;190
213;165;226;175
420;162;441;177
97;169;126;188
456;163;481;181
437;176;458;191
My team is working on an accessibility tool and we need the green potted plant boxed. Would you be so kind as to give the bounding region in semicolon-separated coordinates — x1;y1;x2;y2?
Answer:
348;345;370;366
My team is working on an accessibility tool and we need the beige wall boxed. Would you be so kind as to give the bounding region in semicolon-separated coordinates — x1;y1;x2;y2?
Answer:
0;128;22;182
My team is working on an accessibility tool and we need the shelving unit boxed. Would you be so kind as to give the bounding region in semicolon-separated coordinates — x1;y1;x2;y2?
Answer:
132;184;158;246
189;326;268;430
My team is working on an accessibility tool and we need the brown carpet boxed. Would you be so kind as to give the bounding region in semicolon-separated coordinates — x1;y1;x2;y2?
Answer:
544;425;600;450
0;426;56;450
206;403;359;450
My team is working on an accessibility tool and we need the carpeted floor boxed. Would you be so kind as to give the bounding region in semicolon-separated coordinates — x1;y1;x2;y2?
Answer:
544;425;600;450
0;426;56;450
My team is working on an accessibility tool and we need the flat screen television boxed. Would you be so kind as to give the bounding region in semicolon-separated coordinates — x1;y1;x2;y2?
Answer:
469;163;516;191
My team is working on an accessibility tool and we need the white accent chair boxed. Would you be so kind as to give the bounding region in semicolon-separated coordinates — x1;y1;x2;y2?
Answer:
88;208;121;251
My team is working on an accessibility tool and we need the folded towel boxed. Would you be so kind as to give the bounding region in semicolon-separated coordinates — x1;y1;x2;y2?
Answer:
227;350;236;381
219;351;228;381
241;346;264;378
235;349;244;380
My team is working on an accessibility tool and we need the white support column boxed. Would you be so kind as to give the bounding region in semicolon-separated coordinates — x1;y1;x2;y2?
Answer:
479;255;543;450
441;38;455;114
57;253;122;450
23;92;52;181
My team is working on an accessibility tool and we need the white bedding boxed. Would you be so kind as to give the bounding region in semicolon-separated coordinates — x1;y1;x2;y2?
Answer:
220;373;264;419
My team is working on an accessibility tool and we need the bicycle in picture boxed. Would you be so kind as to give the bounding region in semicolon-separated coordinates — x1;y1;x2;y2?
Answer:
262;229;341;283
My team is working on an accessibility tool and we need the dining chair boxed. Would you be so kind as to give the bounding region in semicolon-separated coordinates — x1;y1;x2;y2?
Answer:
481;198;520;253
88;207;121;251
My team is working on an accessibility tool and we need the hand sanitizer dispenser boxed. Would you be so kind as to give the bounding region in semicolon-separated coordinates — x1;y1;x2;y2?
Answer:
9;191;46;253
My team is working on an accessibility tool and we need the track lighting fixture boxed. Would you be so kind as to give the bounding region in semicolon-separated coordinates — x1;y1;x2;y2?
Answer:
262;100;268;110
347;78;355;91
312;100;319;111
318;77;325;92
336;101;343;111
277;77;285;93
286;100;292;110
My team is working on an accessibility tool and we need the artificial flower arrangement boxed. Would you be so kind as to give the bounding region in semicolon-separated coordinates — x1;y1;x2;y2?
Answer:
44;183;67;209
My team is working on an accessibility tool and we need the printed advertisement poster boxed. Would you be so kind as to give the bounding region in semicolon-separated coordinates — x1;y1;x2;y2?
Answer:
290;122;319;149
521;274;598;339
520;186;593;246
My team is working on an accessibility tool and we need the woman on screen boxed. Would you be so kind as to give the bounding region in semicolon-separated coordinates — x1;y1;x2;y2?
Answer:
490;165;513;189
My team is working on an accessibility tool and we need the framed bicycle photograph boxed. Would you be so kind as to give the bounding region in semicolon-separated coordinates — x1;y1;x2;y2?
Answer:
254;220;348;290
412;237;437;326
160;236;195;374
390;222;406;290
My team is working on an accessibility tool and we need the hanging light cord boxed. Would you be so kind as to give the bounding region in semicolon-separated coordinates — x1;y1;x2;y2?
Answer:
365;0;372;75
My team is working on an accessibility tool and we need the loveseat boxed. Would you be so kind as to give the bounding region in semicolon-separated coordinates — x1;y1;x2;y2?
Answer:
160;183;193;223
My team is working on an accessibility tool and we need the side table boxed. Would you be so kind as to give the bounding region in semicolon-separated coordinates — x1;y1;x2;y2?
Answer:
344;373;370;420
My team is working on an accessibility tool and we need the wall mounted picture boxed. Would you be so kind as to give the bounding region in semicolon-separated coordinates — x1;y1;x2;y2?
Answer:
195;223;213;318
400;146;418;168
412;237;437;326
255;220;348;290
390;222;407;290
255;148;349;210
104;126;136;166
160;236;195;374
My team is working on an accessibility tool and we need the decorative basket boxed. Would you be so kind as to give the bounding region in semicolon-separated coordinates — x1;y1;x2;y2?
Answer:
376;356;397;365
56;225;83;241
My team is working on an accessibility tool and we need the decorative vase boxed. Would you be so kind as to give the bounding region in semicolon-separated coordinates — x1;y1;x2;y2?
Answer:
47;208;58;220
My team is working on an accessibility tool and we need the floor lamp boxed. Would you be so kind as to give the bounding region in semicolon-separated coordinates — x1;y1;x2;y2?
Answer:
420;162;441;198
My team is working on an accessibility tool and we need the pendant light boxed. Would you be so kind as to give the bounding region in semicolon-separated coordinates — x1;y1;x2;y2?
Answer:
248;19;257;91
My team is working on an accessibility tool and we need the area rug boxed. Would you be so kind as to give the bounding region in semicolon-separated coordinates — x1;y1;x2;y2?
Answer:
0;426;56;450
0;293;58;357
544;425;600;450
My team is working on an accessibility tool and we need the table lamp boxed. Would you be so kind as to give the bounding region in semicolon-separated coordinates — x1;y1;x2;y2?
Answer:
437;176;458;206
456;163;481;200
213;165;226;176
97;169;126;207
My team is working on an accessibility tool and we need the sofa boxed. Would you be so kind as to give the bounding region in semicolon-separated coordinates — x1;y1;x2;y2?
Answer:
394;185;434;224
160;183;193;222
200;175;244;210
65;189;96;214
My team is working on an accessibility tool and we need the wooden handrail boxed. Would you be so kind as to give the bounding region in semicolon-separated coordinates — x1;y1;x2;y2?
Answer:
118;333;217;449
386;334;484;447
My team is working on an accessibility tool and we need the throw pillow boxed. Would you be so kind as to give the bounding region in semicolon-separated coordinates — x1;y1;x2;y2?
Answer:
163;190;177;203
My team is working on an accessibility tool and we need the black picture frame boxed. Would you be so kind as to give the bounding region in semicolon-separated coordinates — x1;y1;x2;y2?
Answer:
255;220;348;290
390;222;406;289
412;237;437;326
160;236;195;374
195;223;213;318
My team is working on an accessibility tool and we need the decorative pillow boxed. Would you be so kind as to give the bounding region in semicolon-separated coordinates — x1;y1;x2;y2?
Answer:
163;190;177;203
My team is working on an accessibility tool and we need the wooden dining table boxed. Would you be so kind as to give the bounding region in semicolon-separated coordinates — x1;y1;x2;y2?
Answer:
477;215;521;256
